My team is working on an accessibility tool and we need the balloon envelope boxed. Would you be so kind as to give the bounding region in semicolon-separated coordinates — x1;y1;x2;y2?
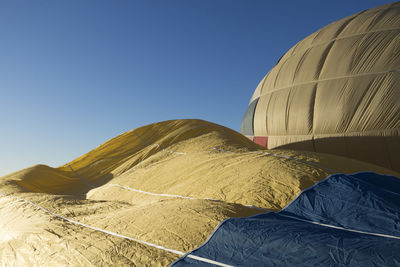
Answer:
241;2;400;172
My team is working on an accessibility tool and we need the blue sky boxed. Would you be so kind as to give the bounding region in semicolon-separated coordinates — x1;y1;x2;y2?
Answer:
0;0;393;175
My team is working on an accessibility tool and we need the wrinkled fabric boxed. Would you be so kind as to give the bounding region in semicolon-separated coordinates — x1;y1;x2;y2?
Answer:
241;2;400;172
173;172;400;267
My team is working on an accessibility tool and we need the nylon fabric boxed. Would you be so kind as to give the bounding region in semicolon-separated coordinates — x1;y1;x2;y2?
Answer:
0;191;236;267
242;2;400;172
173;172;400;266
1;119;398;265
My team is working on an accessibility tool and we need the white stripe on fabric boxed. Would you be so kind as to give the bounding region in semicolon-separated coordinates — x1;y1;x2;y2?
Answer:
107;184;269;212
107;184;219;202
257;69;399;99
278;213;400;242
289;216;400;240
68;166;267;210
0;191;234;267
65;164;220;202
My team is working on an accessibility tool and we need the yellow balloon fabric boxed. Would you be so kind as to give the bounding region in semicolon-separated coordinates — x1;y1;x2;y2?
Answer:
1;119;398;265
241;2;400;172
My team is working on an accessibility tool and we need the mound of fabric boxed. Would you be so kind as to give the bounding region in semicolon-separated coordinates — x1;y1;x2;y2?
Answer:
0;120;398;265
173;172;400;266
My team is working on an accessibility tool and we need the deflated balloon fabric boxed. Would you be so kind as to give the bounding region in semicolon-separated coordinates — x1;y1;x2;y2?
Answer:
172;172;400;267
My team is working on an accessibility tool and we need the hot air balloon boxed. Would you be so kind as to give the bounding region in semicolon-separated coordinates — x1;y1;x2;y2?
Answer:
241;2;400;172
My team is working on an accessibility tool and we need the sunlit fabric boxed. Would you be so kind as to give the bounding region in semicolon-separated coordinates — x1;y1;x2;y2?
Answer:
241;2;400;172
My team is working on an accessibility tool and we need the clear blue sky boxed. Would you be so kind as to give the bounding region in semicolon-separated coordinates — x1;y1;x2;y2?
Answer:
0;0;393;175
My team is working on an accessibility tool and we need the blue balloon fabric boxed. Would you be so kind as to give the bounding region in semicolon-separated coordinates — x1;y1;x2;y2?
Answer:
172;172;400;266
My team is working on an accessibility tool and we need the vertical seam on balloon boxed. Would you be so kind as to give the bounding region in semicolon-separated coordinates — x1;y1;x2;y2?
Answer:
284;87;292;134
251;98;259;136
257;69;269;101
316;40;335;80
292;48;309;84
264;92;273;135
355;75;384;132
309;84;317;137
273;60;284;89
345;77;377;133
